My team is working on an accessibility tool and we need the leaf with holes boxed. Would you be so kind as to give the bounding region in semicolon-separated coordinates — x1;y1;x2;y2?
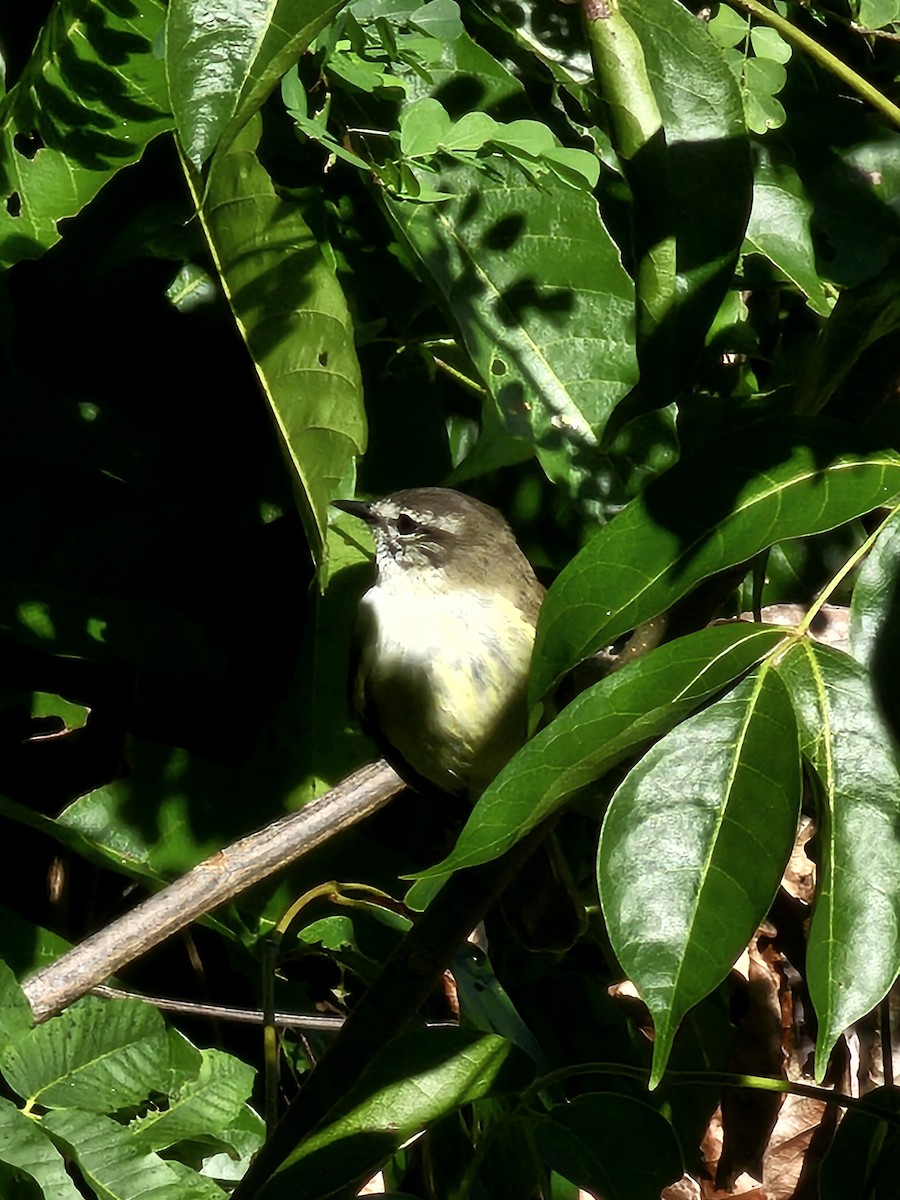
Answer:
0;0;171;268
598;665;801;1087
201;115;365;563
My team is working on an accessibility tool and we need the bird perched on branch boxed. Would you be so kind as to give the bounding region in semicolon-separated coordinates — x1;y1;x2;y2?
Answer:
333;487;544;798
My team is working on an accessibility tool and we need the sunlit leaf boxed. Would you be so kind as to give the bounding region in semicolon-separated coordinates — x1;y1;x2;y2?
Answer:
532;419;900;701
777;640;900;1080
407;623;789;911
0;0;171;268
0;997;170;1111
257;1030;531;1199
201;116;366;563
43;1109;226;1200
598;665;801;1086
0;1097;82;1200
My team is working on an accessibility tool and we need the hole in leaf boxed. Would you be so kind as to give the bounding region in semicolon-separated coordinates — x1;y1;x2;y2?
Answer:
318;350;328;366
491;358;507;377
13;131;44;160
6;192;21;217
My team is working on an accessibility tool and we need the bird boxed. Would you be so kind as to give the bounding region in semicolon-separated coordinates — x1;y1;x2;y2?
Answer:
332;487;544;798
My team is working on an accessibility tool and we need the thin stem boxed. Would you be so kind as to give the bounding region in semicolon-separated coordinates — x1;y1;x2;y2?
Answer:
882;992;895;1088
727;0;900;130
798;502;900;635
526;1062;897;1121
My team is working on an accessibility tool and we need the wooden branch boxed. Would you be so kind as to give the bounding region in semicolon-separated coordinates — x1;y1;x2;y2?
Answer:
22;760;404;1022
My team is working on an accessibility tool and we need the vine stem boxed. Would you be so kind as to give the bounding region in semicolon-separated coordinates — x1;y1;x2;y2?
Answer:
797;502;900;636
726;0;900;130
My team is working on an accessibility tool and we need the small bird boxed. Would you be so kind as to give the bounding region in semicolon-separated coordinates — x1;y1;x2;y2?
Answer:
333;487;544;798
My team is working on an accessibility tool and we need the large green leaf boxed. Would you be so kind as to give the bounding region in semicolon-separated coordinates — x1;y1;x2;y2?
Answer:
0;0;171;268
43;1109;225;1200
598;665;801;1086
531;418;900;701
257;1030;531;1199
0;996;170;1111
200;116;366;563
167;0;346;169
0;1097;83;1200
406;622;789;911
130;1047;256;1153
776;641;900;1080
0;961;33;1053
385;157;637;493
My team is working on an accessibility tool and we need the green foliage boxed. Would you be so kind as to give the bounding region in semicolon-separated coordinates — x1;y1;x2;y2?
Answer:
5;0;900;1193
0;965;261;1198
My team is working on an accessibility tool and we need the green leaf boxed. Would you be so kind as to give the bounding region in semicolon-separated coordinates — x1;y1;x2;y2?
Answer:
531;419;900;702
849;504;900;665
212;0;349;166
819;1086;900;1200
0;996;170;1111
385;157;637;492
258;1030;531;1199
744;149;830;316
43;1109;226;1200
0;1097;83;1200
0;960;32;1052
409;0;464;41
0;0;171;268
797;252;900;413
399;96;452;156
536;1094;682;1199
598;665;801;1086
130;1047;256;1153
620;0;752;401
707;7;749;48
750;26;792;64
776;641;900;1080
200;116;366;564
406;623;789;911
446;111;496;152
858;0;900;28
166;0;276;169
166;262;217;312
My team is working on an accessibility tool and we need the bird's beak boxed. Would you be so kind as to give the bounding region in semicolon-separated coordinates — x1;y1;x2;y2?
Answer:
332;498;378;525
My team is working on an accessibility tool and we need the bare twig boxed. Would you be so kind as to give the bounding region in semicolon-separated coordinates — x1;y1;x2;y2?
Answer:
90;984;347;1030
23;761;404;1022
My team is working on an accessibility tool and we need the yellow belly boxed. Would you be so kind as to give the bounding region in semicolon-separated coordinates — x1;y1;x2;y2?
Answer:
357;585;537;796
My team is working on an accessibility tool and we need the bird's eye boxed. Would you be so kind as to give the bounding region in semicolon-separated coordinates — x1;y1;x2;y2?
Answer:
396;512;419;536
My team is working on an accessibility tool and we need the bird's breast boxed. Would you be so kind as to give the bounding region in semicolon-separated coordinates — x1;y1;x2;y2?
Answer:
357;583;537;795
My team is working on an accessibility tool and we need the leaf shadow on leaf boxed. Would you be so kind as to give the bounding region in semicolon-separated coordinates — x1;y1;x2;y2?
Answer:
229;242;320;364
410;189;607;475
11;2;169;174
611;133;751;422
775;84;900;289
